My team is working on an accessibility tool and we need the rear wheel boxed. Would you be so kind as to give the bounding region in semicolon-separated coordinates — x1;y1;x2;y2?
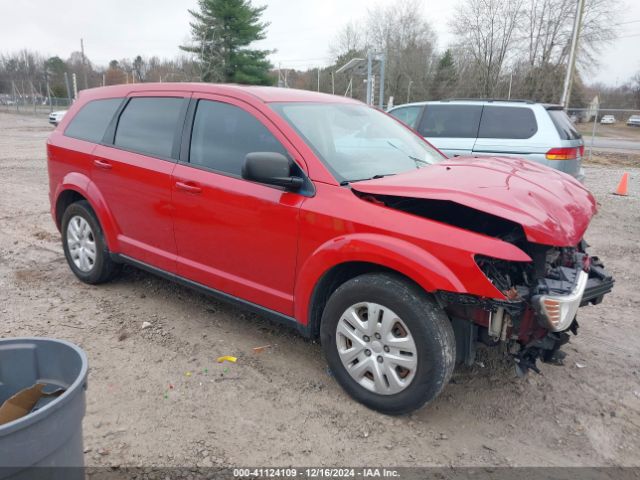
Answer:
320;273;455;415
61;200;120;284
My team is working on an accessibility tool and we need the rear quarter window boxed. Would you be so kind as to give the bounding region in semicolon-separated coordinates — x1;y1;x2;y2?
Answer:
64;98;123;143
478;106;538;139
418;104;482;138
547;109;582;140
389;106;422;128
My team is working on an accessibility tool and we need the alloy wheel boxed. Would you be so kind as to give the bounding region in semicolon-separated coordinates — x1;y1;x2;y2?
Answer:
66;215;97;272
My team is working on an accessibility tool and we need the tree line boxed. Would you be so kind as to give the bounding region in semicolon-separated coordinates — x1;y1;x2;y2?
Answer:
1;0;639;109
321;0;637;107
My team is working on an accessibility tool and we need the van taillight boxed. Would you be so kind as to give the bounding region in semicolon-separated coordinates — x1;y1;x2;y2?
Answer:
546;147;578;160
579;145;585;157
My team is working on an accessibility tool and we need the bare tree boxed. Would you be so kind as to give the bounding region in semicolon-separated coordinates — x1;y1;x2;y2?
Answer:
365;0;437;102
330;21;365;59
450;0;524;97
515;0;619;102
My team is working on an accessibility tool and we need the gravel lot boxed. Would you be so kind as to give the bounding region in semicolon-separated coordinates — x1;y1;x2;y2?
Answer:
1;111;639;468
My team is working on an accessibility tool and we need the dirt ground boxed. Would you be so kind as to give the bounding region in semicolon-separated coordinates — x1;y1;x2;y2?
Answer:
577;121;640;141
587;150;640;168
1;111;640;468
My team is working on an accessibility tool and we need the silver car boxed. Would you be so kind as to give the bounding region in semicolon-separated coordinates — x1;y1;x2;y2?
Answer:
48;110;67;126
388;100;585;181
627;115;640;127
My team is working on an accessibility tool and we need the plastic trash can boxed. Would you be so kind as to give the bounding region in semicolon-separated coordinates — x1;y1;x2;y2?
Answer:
0;338;88;480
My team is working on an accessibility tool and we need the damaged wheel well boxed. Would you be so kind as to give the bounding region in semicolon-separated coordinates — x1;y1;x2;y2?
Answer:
308;261;423;339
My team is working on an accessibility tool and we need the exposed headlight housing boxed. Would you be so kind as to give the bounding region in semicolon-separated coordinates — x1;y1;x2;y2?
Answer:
533;270;588;331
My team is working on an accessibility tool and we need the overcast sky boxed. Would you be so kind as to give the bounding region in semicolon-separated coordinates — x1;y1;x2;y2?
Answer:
3;0;639;86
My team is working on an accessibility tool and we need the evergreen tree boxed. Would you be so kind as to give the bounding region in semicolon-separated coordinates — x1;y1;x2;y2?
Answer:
180;0;273;85
431;50;458;100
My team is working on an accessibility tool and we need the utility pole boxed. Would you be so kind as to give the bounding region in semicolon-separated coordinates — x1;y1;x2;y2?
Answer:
80;38;88;89
366;51;373;105
72;73;78;100
11;81;18;112
378;53;386;110
371;75;376;106
45;70;52;112
560;0;585;109
30;81;36;113
64;72;72;104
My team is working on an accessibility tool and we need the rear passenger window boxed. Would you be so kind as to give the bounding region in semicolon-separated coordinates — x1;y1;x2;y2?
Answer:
478;106;538;139
64;98;122;143
114;97;184;158
418;105;482;138
389;106;422;128
189;100;287;176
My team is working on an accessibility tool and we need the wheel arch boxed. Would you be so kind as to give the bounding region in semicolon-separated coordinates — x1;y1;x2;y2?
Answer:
53;175;120;251
295;233;467;338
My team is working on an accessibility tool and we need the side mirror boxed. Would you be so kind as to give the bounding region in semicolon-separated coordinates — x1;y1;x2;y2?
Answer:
242;152;304;190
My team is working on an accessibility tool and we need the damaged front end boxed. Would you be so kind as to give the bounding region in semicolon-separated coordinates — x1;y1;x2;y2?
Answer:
350;158;612;376
438;241;614;376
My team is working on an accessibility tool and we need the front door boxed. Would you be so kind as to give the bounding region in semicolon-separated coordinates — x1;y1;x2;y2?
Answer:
171;96;305;316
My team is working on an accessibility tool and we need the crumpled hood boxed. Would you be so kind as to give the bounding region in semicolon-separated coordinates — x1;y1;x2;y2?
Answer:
352;156;596;246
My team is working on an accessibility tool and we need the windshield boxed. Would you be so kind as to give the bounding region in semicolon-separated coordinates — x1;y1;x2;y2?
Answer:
271;102;444;183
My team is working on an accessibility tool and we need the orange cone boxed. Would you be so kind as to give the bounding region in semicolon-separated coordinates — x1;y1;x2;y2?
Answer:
614;173;629;196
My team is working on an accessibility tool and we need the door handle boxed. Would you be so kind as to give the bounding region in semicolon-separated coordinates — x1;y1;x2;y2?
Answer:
175;181;202;194
94;159;112;170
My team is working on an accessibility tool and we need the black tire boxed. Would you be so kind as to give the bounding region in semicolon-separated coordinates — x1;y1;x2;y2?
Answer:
61;200;121;284
320;273;455;415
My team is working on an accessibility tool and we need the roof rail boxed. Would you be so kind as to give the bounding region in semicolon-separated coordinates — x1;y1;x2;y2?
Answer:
440;98;535;104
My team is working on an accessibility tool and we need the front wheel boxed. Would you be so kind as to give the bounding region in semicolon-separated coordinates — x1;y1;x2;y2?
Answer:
320;273;455;415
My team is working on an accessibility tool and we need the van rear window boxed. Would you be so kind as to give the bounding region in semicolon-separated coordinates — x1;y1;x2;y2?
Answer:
64;98;123;143
548;109;582;140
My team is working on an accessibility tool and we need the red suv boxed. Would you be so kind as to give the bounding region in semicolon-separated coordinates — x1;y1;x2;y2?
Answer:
47;84;613;414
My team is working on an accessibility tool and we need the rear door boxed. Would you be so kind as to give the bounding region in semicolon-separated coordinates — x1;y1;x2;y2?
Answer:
416;104;482;157
92;93;190;272
472;105;540;157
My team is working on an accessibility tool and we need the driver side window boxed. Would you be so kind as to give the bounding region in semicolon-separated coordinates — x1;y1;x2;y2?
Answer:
189;100;287;176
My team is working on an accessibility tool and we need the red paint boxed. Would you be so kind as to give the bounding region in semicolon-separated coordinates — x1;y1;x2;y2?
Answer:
351;156;596;247
47;83;598;337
